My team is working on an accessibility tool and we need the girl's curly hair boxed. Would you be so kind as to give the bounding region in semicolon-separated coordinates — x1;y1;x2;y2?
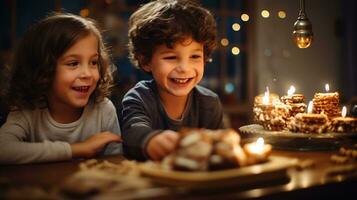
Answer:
128;0;217;68
4;13;114;110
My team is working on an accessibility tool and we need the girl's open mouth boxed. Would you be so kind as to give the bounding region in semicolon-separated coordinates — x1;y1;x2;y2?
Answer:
72;86;90;93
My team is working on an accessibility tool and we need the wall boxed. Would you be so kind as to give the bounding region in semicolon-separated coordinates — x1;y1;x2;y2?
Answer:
251;0;342;101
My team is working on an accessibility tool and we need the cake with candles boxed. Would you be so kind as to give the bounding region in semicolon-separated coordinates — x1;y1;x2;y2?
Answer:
329;106;357;133
280;86;307;118
312;84;340;119
288;101;329;133
253;88;290;131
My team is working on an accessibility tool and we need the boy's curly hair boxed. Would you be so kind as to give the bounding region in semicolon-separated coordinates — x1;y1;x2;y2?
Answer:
128;0;217;69
4;13;114;110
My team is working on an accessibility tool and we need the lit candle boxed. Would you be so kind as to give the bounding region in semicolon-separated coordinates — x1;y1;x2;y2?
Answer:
287;85;296;96
307;100;313;114
330;106;357;133
312;83;340;118
243;137;272;164
325;83;330;92
342;106;347;118
262;88;270;105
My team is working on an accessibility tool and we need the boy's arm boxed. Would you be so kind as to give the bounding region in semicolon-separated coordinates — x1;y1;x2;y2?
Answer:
120;91;161;161
0;111;72;164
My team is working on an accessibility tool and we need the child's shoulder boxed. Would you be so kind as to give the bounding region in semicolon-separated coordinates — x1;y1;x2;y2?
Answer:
194;85;219;99
133;79;155;91
4;108;45;126
193;85;221;109
124;80;156;97
93;97;116;112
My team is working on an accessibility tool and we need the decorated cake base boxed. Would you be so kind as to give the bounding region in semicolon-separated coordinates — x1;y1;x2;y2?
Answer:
330;117;357;133
288;113;329;133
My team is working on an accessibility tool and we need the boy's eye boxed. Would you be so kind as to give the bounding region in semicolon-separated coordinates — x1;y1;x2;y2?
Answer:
191;54;202;59
163;56;176;60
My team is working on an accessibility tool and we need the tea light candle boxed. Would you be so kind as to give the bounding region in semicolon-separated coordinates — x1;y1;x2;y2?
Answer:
243;137;272;164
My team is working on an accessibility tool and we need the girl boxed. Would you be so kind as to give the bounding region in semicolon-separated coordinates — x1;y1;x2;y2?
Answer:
0;13;122;164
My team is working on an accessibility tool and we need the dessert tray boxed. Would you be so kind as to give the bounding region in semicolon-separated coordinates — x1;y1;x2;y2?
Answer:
239;124;357;151
139;156;297;188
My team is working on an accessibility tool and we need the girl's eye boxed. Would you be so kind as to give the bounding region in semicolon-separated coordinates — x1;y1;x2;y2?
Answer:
90;60;99;67
66;61;79;67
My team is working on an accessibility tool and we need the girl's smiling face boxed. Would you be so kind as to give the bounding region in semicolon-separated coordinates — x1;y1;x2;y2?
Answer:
48;33;100;111
143;37;204;101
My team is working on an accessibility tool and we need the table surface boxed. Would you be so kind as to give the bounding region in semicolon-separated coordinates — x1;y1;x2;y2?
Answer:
1;148;357;199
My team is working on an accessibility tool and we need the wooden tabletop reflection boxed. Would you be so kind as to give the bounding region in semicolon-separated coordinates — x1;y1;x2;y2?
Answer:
1;149;356;199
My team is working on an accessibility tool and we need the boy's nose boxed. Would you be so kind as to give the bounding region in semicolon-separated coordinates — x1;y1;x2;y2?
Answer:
176;60;190;72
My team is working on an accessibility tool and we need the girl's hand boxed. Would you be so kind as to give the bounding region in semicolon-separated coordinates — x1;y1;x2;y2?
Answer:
71;132;122;158
146;130;179;161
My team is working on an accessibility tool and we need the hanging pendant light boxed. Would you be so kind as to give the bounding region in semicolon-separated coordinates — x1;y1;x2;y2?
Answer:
293;0;313;48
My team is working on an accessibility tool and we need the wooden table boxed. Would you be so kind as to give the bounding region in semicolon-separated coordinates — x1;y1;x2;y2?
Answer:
1;150;357;199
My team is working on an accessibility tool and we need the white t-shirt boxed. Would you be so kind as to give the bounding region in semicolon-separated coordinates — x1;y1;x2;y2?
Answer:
0;98;122;164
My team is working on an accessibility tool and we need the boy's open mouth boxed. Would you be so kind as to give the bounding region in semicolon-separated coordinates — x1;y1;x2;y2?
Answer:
170;78;193;84
72;86;90;93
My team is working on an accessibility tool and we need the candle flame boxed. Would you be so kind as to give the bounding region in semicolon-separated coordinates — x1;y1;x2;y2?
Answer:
262;87;270;105
307;101;313;114
252;137;264;153
325;84;330;92
287;85;296;96
257;137;264;146
342;106;347;118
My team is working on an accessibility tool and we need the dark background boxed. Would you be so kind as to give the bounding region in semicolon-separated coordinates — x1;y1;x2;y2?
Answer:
0;0;356;130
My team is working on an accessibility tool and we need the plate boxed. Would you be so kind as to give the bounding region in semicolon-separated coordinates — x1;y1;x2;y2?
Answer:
239;124;357;151
139;156;297;188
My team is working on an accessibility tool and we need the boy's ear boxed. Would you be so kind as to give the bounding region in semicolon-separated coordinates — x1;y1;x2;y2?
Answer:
142;64;152;72
138;55;152;72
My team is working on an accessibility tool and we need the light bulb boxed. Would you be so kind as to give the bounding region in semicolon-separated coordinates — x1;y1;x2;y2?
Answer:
293;0;313;48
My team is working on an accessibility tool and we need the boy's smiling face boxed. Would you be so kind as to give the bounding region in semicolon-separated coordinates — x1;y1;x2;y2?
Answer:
143;38;204;100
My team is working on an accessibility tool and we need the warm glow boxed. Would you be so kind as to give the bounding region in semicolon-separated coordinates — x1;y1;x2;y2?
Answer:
250;137;264;154
294;35;312;48
241;14;250;22
257;137;264;146
220;38;229;46
79;9;89;17
263;87;270;105
307;101;313;114
278;11;286;19
342;106;347;118
231;46;240;55
325;84;330;92
287;85;296;96
232;23;241;31
261;10;270;18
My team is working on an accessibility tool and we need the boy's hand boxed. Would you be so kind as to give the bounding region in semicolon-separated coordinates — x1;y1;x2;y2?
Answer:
71;132;122;158
146;130;179;161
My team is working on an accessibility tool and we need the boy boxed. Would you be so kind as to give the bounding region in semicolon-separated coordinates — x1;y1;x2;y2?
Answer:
121;0;224;161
